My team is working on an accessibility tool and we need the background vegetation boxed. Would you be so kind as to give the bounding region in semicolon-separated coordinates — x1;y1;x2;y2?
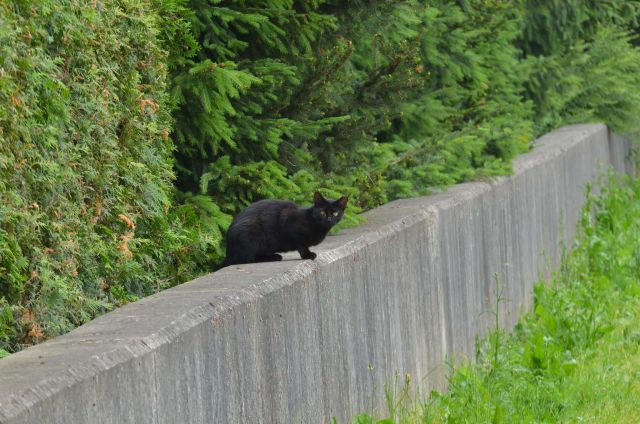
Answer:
347;171;640;423
2;0;640;355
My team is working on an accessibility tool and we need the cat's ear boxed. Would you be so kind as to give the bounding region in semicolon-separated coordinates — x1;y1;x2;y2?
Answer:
336;196;348;210
313;191;326;206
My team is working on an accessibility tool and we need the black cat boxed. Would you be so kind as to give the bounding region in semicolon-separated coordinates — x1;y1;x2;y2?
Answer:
222;191;348;266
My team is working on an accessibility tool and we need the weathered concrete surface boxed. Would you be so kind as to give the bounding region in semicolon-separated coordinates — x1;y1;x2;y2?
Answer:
0;124;634;424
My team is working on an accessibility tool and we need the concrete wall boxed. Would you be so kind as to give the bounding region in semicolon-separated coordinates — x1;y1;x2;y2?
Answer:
0;124;634;424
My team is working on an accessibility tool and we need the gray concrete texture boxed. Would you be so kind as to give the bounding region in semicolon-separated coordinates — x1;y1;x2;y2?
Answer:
0;124;635;424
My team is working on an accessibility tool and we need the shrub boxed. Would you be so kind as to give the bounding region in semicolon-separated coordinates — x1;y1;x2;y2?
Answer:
0;0;195;352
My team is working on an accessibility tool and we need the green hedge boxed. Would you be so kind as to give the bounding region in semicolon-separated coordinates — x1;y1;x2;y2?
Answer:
1;0;640;355
0;0;209;354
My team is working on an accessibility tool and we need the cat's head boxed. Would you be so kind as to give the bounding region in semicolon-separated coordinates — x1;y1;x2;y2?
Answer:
311;191;348;228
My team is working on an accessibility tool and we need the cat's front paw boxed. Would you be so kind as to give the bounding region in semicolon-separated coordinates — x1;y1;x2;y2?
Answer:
304;251;317;260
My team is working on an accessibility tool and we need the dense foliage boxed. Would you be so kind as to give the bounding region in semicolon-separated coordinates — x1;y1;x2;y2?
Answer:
2;0;640;355
0;0;207;355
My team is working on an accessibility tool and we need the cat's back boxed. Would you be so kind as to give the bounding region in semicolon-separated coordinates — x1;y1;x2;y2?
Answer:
231;199;299;227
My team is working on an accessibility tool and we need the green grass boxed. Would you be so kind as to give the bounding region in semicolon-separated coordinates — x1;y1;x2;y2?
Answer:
347;171;640;423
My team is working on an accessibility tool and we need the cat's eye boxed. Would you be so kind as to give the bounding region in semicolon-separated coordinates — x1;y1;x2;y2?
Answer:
332;211;339;217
